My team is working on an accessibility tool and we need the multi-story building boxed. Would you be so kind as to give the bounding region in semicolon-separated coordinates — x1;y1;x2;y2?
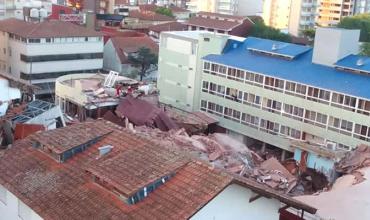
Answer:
158;28;370;174
263;0;318;36
288;0;318;36
185;12;254;37
354;0;370;13
186;0;262;16
262;0;291;31
317;0;355;27
0;18;104;96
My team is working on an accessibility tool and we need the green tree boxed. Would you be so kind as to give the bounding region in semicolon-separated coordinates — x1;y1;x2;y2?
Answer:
249;21;292;43
360;42;370;56
337;13;370;42
302;28;316;40
155;7;173;17
128;47;158;81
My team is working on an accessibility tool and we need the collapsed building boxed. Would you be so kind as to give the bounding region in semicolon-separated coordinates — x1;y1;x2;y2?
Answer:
0;120;316;220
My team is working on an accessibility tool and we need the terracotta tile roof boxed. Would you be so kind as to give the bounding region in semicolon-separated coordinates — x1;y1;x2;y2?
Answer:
0;120;316;219
169;5;190;13
0;18;103;38
30;120;113;154
148;21;187;33
110;36;158;64
139;4;189;13
197;11;246;21
129;10;175;21
186;16;242;31
86;141;188;197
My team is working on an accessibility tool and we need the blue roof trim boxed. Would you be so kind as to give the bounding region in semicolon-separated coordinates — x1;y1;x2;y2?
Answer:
202;37;370;99
335;54;370;73
246;37;311;59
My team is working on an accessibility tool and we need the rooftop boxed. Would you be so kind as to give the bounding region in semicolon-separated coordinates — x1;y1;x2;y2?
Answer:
0;120;316;219
148;21;187;33
110;36;158;64
11;100;56;124
0;18;103;38
186;16;243;31
203;37;370;100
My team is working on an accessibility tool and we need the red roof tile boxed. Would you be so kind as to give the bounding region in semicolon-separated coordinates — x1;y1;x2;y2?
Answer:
186;16;242;31
110;36;158;64
0;120;316;219
0;18;103;38
197;11;247;21
148;21;187;33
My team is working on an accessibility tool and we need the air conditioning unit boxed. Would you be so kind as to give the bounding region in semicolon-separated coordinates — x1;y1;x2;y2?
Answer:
326;141;337;150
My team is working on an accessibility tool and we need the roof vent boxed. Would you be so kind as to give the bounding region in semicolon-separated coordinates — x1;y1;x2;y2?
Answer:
272;43;278;51
356;58;365;66
99;145;114;156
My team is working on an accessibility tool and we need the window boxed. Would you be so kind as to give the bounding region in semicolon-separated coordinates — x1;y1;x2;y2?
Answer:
304;110;327;128
45;38;52;43
28;38;41;43
262;98;282;114
280;126;301;140
331;92;356;110
202;81;209;92
282;104;304;121
260;119;280;135
85;37;88;42
241;113;259;129
0;184;6;204
242;92;261;108
200;100;207;111
328;117;353;136
354;124;370;141
226;88;239;101
203;62;210;73
358;99;370;115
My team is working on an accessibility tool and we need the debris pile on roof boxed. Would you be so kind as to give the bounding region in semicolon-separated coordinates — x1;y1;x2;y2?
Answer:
115;95;178;131
336;144;370;174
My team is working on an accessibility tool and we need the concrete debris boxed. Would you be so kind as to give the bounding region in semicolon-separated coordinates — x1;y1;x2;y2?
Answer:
336;144;370;174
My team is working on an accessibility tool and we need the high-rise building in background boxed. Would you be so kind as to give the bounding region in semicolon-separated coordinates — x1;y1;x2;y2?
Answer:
262;0;291;30
354;0;370;13
263;0;318;36
186;0;262;16
316;0;355;27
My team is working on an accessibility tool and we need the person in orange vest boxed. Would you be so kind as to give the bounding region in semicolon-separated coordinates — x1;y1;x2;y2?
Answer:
116;83;123;97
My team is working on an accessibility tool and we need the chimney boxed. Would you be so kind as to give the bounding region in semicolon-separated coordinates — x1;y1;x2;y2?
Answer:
312;28;360;67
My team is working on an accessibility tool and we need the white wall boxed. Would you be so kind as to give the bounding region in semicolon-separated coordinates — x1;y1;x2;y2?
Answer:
237;0;263;16
103;40;123;73
190;184;281;220
313;28;360;66
0;78;21;116
0;184;43;220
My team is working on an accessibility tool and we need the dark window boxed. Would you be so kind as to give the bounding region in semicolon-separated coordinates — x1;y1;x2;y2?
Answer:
20;53;103;63
20;69;101;80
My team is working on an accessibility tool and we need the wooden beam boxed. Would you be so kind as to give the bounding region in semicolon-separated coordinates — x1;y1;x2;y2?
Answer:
249;194;262;203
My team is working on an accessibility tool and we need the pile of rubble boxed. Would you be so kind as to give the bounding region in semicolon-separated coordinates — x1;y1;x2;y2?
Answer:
133;126;300;193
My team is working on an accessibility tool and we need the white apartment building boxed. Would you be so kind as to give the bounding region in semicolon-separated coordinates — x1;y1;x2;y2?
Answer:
354;0;370;13
0;18;103;96
263;0;318;36
186;0;262;16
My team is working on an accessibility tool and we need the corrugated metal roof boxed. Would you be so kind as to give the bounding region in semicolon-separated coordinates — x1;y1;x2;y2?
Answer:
203;37;370;100
335;54;370;74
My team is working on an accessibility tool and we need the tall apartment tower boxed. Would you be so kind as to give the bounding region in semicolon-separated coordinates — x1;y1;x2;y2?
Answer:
186;0;262;16
354;0;370;14
262;0;291;31
263;0;317;36
288;0;318;36
317;0;355;27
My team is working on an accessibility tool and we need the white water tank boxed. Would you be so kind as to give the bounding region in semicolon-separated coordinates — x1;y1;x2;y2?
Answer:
30;8;39;18
39;8;47;18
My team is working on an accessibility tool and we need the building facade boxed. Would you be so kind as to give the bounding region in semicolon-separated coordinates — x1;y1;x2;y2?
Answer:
317;0;355;27
186;0;262;16
263;0;318;36
0;18;103;96
158;29;370;161
354;0;370;13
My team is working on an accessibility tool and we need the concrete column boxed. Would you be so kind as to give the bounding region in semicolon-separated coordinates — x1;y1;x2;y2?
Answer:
261;142;266;153
281;150;287;161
